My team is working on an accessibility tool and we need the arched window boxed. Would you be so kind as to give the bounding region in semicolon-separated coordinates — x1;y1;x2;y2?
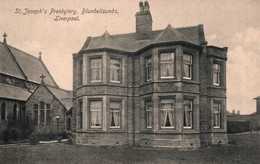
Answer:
1;102;6;121
13;104;17;120
34;104;38;125
46;103;51;125
39;101;45;124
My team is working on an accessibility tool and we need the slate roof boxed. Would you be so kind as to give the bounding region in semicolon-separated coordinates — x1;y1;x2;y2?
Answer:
0;83;31;101
46;85;73;111
0;41;58;87
81;24;205;53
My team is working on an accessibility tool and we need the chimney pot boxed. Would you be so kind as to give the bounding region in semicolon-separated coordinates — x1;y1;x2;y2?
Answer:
139;1;144;11
144;1;149;11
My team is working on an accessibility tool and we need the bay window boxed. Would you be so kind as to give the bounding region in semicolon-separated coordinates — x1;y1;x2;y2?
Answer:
110;59;121;83
160;99;175;128
183;54;192;79
145;100;152;128
90;58;102;82
90;100;102;128
145;56;152;81
160;52;174;78
110;101;121;128
213;63;221;86
213;102;221;128
183;99;193;128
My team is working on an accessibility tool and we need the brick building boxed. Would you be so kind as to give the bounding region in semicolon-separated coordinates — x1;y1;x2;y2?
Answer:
72;1;228;148
0;35;72;135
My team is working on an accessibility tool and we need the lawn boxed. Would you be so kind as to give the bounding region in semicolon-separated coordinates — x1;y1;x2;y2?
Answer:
0;133;260;164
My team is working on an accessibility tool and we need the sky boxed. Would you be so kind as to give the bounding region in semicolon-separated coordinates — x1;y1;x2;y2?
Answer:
0;0;260;114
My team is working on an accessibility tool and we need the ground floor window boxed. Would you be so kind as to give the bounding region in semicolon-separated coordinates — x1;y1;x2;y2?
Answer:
213;102;221;128
145;100;152;128
183;99;193;128
110;101;121;128
160;99;175;128
90;100;102;128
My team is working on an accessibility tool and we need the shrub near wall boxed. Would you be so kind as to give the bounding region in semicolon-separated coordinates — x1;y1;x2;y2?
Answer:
227;121;250;133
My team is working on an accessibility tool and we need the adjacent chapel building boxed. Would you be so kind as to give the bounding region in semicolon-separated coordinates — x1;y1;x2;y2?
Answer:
0;35;72;135
72;1;228;148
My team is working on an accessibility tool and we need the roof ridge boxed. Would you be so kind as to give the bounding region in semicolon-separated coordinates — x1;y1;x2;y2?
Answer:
46;84;72;92
175;25;199;29
0;42;40;61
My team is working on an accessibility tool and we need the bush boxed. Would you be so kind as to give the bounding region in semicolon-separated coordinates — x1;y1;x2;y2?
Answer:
28;134;39;145
10;128;20;141
57;136;63;143
1;129;9;143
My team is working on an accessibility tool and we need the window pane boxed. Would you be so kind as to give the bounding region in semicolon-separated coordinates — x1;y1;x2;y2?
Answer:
160;63;174;77
146;101;152;128
213;63;220;72
90;101;102;128
40;102;45;109
1;103;6;121
79;101;83;129
90;58;102;81
160;53;174;61
146;57;152;81
184;64;191;78
46;110;51;125
40;110;45;124
184;100;193;128
110;101;121;127
34;110;38;125
160;99;175;128
34;104;38;109
110;59;121;82
78;59;83;85
213;103;221;128
183;54;192;63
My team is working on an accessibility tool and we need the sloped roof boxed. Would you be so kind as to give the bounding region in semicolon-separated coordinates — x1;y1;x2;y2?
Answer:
254;96;260;99
81;24;204;53
0;43;25;79
46;85;73;111
0;83;31;101
0;41;58;87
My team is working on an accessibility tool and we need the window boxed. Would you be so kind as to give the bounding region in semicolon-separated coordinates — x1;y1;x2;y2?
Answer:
145;100;152;128
145;56;152;81
90;101;102;128
110;59;121;83
34;104;38;125
160;52;174;79
78;100;83;129
213;102;221;128
78;59;83;85
13;104;17;120
90;58;102;82
160;99;175;128
1;103;6;121
46;104;51;125
183;54;192;79
40;101;45;124
183;99;193;128
110;101;121;128
213;63;221;86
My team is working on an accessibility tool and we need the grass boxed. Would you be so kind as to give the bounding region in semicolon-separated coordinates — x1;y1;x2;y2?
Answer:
0;133;260;164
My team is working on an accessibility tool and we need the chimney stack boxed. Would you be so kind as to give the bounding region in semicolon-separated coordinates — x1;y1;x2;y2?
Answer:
136;1;153;40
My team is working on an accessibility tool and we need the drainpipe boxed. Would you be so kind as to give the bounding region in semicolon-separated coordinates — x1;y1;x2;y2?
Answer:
131;53;135;146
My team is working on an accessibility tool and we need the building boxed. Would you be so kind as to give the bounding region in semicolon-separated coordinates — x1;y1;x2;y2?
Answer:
0;34;72;135
72;1;228;148
227;97;260;132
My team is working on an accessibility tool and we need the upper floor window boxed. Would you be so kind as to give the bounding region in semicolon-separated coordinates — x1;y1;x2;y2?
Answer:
78;59;83;85
183;54;192;79
183;99;193;129
90;100;102;128
145;100;152;128
90;58;102;82
110;59;121;83
160;52;174;79
145;56;152;81
213;102;221;128
110;101;121;128
213;63;221;86
160;99;175;128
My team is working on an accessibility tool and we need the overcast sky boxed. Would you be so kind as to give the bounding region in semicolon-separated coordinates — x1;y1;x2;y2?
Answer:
0;0;260;114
